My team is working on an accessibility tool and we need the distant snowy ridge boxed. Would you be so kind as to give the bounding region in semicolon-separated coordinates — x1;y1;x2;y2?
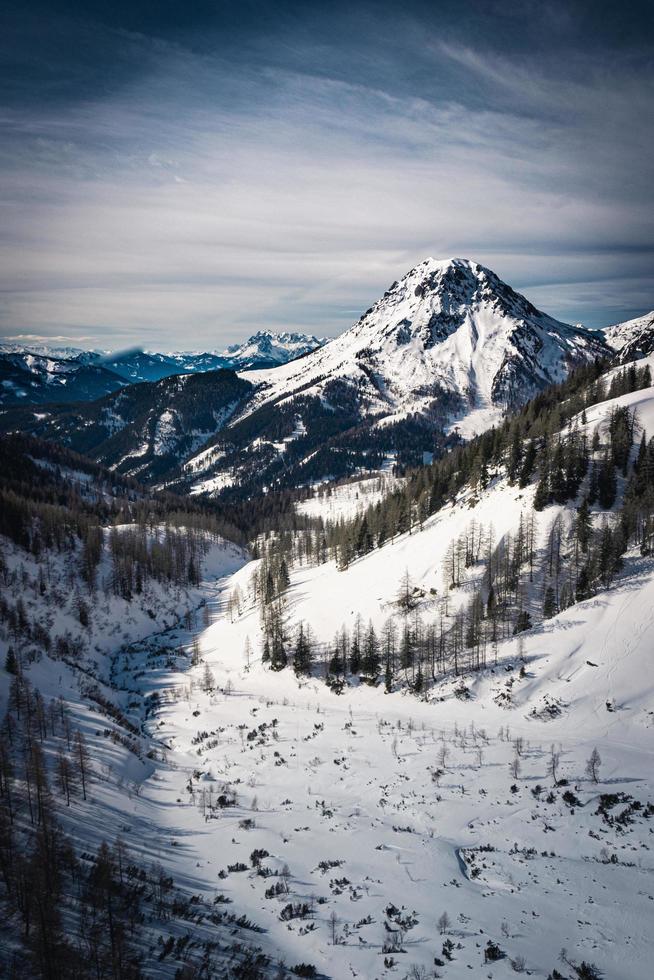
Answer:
0;330;327;378
217;329;327;368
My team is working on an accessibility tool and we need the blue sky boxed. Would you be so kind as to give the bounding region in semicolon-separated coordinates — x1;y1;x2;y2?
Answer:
1;1;653;349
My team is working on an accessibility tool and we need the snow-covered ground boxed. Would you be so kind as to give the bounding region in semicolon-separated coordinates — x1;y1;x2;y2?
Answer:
3;505;653;978
100;532;654;980
296;474;403;523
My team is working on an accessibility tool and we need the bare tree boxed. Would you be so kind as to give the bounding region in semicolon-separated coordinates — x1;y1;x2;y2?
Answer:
202;662;215;692
329;909;339;945
547;743;561;785
437;911;451;934
73;729;89;801
585;747;601;783
56;751;72;806
509;753;521;780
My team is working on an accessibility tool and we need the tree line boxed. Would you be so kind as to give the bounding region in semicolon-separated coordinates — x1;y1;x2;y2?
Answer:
243;357;654;693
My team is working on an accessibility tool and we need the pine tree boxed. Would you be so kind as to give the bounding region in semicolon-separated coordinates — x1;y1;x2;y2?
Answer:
597;453;617;509
293;622;313;676
575;497;592;554
362;621;380;678
513;610;532;635
542;585;557;619
587;459;599;505
4;646;18;675
277;558;290;592
507;428;523;484
518;439;537;488
575;564;592;602
384;657;393;693
533;465;550;511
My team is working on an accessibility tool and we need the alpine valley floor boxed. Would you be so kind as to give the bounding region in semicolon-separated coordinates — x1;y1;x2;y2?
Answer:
107;515;654;980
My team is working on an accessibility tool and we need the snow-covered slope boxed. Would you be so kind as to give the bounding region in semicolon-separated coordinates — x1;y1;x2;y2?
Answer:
145;362;654;978
0;369;254;481
0;349;126;405
146;551;653;980
604;311;654;363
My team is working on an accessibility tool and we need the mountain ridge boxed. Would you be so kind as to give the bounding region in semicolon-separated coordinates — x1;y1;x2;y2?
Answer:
1;258;614;495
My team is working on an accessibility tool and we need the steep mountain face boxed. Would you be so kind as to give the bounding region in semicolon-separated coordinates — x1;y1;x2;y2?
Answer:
182;258;609;496
0;350;126;406
0;369;253;482
604;311;654;363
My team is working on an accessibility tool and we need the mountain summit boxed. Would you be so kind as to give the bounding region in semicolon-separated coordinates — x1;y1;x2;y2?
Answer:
244;257;608;433
220;330;327;369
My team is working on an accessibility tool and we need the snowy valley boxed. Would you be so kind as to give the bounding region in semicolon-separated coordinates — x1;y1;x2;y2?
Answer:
1;267;654;980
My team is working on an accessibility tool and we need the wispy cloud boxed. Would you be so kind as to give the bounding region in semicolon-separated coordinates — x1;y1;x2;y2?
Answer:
0;3;652;346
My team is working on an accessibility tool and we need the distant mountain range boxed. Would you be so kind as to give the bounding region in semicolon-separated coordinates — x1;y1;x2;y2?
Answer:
0;331;327;406
0;349;128;407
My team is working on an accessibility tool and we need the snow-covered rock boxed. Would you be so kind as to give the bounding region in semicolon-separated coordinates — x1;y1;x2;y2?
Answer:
604;311;654;363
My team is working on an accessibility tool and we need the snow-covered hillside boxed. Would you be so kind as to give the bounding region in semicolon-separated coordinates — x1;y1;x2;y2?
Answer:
296;473;403;523
130;547;654;980
604;311;654;364
0;348;126;405
137;361;654;978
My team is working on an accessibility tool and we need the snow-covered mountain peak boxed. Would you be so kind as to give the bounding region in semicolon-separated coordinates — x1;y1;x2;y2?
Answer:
245;258;609;431
350;255;564;352
220;329;327;366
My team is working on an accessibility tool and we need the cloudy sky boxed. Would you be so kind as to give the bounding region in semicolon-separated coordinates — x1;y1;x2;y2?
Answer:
1;1;653;350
